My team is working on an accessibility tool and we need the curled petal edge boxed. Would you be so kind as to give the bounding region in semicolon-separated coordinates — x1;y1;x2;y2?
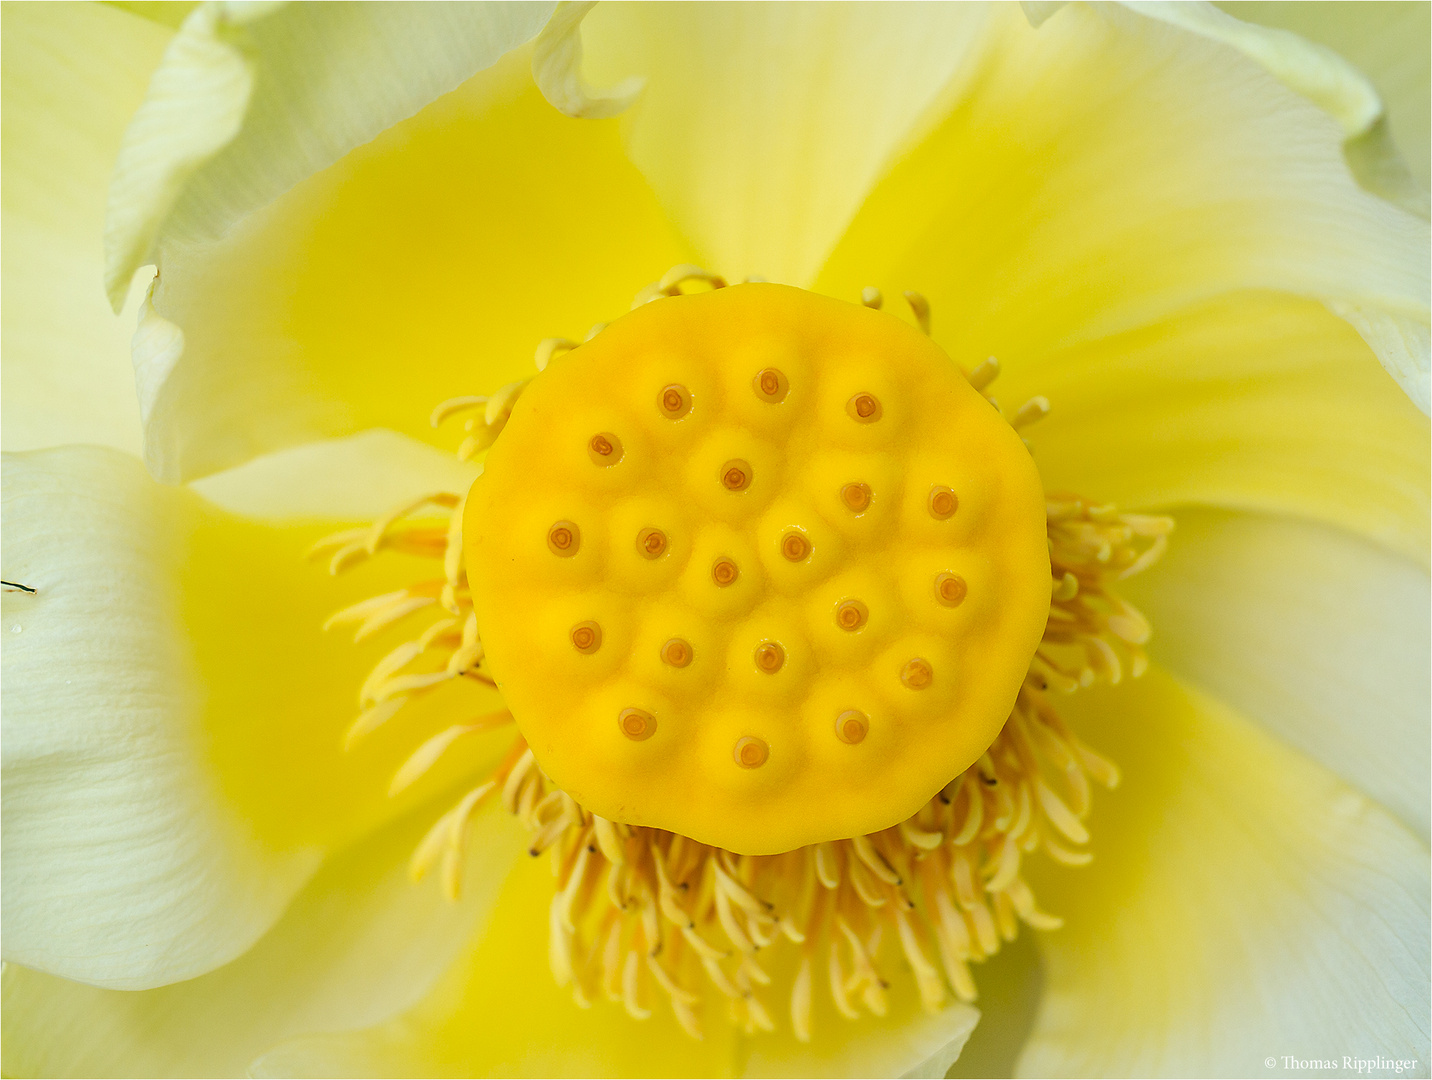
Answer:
1326;301;1432;416
532;1;644;120
104;1;259;311
104;0;557;312
1027;0;1432;414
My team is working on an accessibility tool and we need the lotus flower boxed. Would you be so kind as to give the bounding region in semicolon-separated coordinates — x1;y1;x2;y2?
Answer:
3;2;1428;1077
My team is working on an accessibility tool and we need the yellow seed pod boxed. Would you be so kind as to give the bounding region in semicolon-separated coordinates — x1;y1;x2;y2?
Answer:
465;283;1048;854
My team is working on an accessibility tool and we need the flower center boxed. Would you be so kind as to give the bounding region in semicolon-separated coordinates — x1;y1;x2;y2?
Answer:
464;283;1050;855
314;268;1173;1043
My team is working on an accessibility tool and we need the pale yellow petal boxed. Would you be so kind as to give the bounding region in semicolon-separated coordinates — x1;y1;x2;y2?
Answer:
1006;293;1429;564
1133;1;1426;219
741;1001;978;1079
1329;299;1432;413
1124;507;1430;839
104;2;200;30
1220;1;1431;190
1127;1;1381;137
1;803;523;1078
1018;669;1430;1076
104;0;556;308
137;45;689;482
250;841;976;1078
819;2;1430;413
532;1;643;120
580;1;998;286
250;845;741;1078
0;2;168;455
946;935;1042;1080
1;445;505;988
190;428;478;523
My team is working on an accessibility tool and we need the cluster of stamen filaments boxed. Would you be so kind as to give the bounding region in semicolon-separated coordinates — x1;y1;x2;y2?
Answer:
310;492;492;756
411;681;1119;1042
317;268;1171;1041
1035;498;1172;692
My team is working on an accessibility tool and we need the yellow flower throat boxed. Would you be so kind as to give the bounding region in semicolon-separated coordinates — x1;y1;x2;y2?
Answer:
313;269;1170;1042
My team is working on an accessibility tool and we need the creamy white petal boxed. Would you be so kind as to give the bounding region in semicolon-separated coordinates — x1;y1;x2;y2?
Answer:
105;0;556;308
2;445;314;988
132;42;689;483
1018;669;1430;1076
532;1;642;120
1134;0;1428;228
580;1;998;287
1;803;524;1078
0;2;168;455
1123;507;1431;840
1218;0;1431;191
1;444;506;988
819;2;1430;414
1126;1;1381;137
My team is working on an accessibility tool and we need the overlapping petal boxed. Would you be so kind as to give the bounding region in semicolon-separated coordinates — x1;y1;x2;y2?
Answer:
1;802;523;1078
104;0;556;308
1122;506;1431;840
1220;0;1431;191
248;846;977;1079
579;2;997;288
7;3;1427;1077
0;2;168;455
1133;1;1429;237
1;437;498;989
130;41;689;483
1018;669;1430;1075
1006;292;1429;563
817;2;1429;411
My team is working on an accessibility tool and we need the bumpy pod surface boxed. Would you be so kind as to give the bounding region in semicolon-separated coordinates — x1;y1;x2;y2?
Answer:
465;284;1049;854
